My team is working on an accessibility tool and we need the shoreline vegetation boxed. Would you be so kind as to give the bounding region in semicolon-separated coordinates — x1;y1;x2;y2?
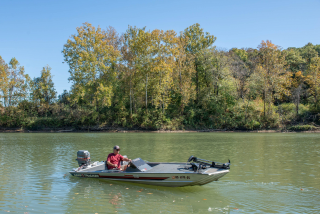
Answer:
1;23;320;132
2;129;320;133
1;126;319;133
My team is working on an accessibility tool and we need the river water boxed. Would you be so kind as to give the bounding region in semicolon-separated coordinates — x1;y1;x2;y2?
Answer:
0;133;319;213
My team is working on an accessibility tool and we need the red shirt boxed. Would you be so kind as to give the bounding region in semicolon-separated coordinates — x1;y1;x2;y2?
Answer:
107;153;124;169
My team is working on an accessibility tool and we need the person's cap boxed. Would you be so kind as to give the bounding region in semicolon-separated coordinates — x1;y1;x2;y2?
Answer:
113;145;120;150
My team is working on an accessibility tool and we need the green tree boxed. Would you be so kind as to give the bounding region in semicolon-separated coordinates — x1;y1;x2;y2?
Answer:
300;43;318;66
231;48;248;62
229;49;252;99
197;49;237;127
285;48;305;72
31;65;57;105
58;90;71;105
182;23;216;103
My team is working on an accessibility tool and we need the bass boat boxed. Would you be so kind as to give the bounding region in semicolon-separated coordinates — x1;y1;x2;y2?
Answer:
69;150;230;187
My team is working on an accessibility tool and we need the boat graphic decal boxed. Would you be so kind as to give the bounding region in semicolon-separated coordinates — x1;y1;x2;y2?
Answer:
98;174;169;180
73;174;99;178
172;176;191;179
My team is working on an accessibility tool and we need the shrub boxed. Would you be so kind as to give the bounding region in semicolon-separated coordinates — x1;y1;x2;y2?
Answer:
288;124;317;131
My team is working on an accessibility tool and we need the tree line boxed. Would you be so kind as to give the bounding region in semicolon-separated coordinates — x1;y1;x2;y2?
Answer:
1;23;320;131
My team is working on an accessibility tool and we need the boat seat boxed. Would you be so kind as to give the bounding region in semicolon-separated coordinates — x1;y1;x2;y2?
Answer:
121;155;129;166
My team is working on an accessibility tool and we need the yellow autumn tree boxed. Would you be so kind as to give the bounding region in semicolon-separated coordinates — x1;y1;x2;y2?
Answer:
0;56;9;107
122;26;152;115
0;57;30;107
291;71;306;115
306;56;320;110
172;35;196;114
255;40;290;117
62;22;121;111
149;29;177;113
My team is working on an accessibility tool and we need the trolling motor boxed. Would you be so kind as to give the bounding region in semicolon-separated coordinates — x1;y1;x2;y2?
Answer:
76;150;91;167
187;155;230;171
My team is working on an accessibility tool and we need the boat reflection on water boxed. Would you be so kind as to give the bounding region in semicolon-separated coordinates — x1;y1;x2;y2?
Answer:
108;192;122;206
64;176;232;214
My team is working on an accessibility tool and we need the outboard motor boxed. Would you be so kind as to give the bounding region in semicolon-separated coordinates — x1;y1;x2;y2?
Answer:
76;150;90;167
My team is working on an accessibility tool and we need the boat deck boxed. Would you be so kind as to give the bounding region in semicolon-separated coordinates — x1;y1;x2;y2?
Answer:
147;163;220;174
78;162;220;174
147;163;192;173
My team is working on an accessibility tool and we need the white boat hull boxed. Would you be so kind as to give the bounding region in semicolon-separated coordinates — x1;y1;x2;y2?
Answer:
70;162;230;187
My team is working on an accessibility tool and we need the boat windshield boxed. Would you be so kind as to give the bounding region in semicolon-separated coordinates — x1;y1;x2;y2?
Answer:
131;158;152;172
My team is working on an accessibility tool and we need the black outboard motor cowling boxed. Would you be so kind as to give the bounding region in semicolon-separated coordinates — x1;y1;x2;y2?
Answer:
76;150;90;167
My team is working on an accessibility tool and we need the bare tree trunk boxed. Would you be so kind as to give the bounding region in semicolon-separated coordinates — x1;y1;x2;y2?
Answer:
8;87;13;106
224;87;227;127
133;88;135;113
130;82;132;117
315;77;318;109
96;103;100;124
162;99;164;114
244;97;250;125
297;85;301;115
263;89;266;117
316;71;319;109
196;64;199;104
145;74;148;111
179;66;182;90
296;98;299;115
159;70;163;112
179;68;184;115
216;84;219;96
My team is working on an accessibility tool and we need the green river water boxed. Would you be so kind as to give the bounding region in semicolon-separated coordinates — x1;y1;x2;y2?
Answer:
0;133;319;213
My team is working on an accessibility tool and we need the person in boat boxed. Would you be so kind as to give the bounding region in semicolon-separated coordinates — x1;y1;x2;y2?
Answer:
106;145;131;171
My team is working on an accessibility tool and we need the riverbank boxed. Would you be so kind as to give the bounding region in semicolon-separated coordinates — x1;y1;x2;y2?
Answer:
1;126;320;133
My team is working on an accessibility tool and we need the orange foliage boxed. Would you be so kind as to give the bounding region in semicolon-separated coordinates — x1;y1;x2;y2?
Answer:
258;40;279;51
